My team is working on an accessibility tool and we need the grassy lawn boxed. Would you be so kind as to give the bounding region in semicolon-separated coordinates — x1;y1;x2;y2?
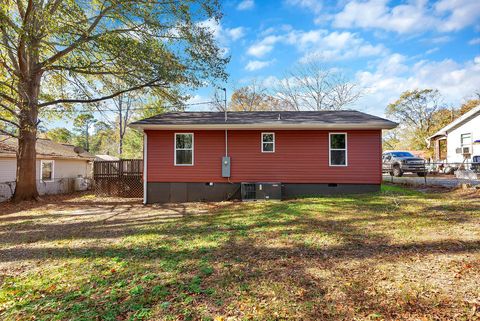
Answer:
0;185;479;320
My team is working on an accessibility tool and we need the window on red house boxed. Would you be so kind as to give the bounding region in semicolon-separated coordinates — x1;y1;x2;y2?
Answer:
175;133;193;165
329;133;347;166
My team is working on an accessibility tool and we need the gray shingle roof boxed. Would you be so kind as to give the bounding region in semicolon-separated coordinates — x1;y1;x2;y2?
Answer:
0;136;95;160
130;111;397;129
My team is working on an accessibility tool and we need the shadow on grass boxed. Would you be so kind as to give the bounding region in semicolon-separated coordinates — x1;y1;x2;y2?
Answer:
2;234;478;320
1;187;479;320
0;192;142;216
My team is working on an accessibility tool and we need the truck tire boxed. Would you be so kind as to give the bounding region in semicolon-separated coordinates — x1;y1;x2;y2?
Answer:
417;172;426;177
393;165;403;177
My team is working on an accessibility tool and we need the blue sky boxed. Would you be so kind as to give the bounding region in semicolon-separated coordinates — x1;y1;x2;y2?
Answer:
188;0;480;116
49;0;480;130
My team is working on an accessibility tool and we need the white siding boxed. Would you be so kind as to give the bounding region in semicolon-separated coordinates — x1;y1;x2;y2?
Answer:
0;158;92;202
0;158;17;182
446;114;480;163
1;158;91;183
38;159;92;179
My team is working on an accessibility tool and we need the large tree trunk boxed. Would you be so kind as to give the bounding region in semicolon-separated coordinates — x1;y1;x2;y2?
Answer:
12;73;42;203
13;124;39;202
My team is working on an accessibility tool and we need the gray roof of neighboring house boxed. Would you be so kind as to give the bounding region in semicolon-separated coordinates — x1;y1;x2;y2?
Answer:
0;136;95;160
130;111;398;130
95;154;120;161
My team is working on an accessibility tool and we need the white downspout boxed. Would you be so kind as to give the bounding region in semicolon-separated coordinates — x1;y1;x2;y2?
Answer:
223;87;228;158
143;131;147;204
225;129;228;157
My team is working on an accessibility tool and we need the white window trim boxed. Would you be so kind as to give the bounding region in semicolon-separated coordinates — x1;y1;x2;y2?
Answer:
174;133;194;166
461;133;472;146
40;159;55;182
261;132;275;153
329;132;348;167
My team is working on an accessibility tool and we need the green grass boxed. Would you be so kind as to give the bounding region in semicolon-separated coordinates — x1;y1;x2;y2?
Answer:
0;185;479;320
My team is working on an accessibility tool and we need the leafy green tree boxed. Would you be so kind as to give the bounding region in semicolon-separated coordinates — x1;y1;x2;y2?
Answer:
121;129;143;159
0;0;228;201
89;121;116;155
73;113;96;151
458;98;479;116
229;85;273;111
214;81;281;112
386;89;446;151
120;97;172;158
45;127;73;144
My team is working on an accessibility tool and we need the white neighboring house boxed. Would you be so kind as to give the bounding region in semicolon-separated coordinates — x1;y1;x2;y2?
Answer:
0;136;94;202
428;106;480;164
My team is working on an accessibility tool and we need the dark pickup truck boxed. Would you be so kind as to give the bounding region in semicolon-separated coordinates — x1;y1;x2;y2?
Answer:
382;151;426;177
472;156;480;173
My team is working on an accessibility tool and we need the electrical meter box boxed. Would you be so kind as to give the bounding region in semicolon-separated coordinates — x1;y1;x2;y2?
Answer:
222;156;231;177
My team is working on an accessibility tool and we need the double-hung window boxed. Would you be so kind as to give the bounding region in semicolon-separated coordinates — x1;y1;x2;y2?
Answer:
40;160;54;182
329;133;347;166
175;133;194;166
461;133;472;154
261;132;275;153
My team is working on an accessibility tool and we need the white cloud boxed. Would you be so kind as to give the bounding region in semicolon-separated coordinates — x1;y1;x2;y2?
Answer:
355;54;480;116
247;28;386;62
375;53;409;75
434;0;480;32
226;27;246;41
429;36;452;44
198;19;246;43
237;0;254;10
295;30;387;62
333;0;436;34
261;75;281;88
245;60;274;71
185;95;212;111
198;18;222;39
284;0;322;13
469;37;480;45
332;0;480;34
247;35;282;57
425;47;439;55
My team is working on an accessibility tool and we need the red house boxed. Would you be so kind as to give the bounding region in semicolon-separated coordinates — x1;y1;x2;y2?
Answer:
130;111;397;203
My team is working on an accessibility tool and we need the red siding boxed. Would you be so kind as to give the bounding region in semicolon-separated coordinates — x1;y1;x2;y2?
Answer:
146;130;382;184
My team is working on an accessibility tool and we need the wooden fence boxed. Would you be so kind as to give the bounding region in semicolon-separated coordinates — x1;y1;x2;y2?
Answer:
93;159;143;197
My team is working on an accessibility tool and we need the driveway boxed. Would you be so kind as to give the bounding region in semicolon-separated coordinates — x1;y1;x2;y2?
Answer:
383;174;480;188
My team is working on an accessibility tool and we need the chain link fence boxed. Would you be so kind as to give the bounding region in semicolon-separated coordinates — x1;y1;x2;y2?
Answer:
384;160;480;188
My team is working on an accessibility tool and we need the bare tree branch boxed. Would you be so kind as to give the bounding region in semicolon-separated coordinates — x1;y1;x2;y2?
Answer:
40;2;112;67
0;116;19;127
0;127;18;138
0;102;19;116
274;62;362;111
38;79;168;107
46;0;64;14
0;92;18;105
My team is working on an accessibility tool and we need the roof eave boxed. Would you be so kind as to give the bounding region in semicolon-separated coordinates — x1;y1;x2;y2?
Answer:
130;122;398;131
0;153;94;160
428;106;480;140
